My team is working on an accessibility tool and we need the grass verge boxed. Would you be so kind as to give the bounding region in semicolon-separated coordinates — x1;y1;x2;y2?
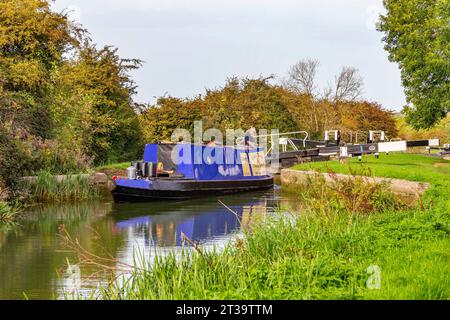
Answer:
97;162;131;171
96;162;130;178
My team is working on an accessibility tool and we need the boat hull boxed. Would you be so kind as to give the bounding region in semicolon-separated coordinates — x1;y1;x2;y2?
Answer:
112;177;274;202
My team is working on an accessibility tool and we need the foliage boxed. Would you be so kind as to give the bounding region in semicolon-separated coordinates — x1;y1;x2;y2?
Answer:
378;0;450;128
0;201;20;224
280;58;399;140
0;125;22;196
337;101;398;139
140;97;203;143
0;0;143;199
296;169;407;216
397;114;450;144
140;77;300;142
200;77;298;133
140;77;398;143
282;91;398;140
52;44;144;164
0;0;82;138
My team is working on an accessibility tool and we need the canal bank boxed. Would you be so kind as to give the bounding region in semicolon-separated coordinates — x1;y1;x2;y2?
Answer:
280;169;430;198
98;153;450;300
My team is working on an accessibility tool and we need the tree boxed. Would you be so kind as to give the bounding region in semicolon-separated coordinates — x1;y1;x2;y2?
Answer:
140;97;203;143
139;77;300;143
378;0;450;128
0;0;145;195
0;0;82;139
201;77;299;133
333;67;363;102
54;44;144;164
285;59;320;97
284;59;321;133
338;101;398;139
283;60;367;137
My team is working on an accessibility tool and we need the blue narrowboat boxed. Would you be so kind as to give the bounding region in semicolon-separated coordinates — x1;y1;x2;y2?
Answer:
112;143;274;202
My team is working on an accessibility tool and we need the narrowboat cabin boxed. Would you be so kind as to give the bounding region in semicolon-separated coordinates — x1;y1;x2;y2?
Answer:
112;143;274;202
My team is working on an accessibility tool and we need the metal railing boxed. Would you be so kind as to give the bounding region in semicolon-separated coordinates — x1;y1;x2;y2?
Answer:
260;131;309;156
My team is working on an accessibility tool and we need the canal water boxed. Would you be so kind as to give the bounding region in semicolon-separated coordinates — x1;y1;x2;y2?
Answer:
0;186;300;299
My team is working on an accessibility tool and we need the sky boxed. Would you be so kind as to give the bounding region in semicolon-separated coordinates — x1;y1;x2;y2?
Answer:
51;0;407;110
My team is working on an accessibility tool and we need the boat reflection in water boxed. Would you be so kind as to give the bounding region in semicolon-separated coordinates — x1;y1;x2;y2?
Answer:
103;191;275;292
111;192;272;253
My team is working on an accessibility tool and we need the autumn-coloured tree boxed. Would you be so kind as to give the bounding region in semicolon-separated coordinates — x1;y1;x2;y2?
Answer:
139;77;300;143
337;101;398;139
201;77;299;133
140;97;204;143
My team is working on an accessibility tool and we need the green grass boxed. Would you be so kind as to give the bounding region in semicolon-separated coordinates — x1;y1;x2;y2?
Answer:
292;153;450;184
293;153;450;213
97;153;449;300
21;171;100;204
97;162;131;171
101;209;449;300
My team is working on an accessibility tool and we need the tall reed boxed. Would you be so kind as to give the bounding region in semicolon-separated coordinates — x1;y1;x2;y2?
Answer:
296;168;409;216
22;171;100;203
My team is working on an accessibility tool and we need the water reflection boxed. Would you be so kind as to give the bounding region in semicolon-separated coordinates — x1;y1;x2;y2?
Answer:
0;187;297;299
112;202;252;247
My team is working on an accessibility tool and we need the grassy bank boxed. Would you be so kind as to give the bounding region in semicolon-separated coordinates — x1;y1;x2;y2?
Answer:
96;153;449;300
96;162;130;178
97;162;131;171
293;153;450;185
293;153;450;213
0;171;101;226
21;171;100;204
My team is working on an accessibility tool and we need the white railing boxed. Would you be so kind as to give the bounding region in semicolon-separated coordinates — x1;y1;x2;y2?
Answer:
263;131;309;155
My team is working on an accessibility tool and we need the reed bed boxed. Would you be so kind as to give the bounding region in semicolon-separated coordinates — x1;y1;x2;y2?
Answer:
22;171;100;203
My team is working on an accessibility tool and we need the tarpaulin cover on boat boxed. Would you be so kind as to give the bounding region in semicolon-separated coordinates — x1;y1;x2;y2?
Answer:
143;143;267;181
143;143;177;171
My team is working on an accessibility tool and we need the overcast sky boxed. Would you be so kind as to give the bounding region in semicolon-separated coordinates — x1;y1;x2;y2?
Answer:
51;0;406;110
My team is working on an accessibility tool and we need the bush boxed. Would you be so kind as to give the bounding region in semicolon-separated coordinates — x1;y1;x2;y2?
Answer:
296;168;408;216
0;126;24;196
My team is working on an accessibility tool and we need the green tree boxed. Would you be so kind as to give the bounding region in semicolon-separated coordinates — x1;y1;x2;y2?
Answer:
378;0;450;128
53;44;144;164
140;97;203;142
201;77;299;133
0;0;82;138
0;0;144;196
